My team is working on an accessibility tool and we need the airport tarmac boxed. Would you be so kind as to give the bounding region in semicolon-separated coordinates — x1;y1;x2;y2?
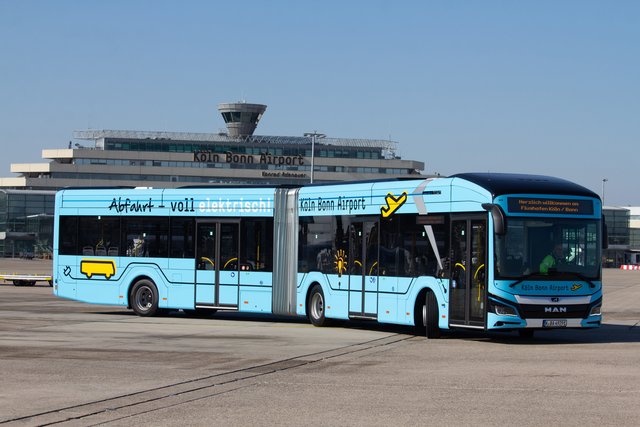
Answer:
0;259;639;426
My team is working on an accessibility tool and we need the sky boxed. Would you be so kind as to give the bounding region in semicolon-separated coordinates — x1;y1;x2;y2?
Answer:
0;0;638;206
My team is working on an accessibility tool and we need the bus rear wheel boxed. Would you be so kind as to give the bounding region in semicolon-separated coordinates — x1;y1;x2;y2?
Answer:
130;279;159;317
424;291;441;339
307;285;328;327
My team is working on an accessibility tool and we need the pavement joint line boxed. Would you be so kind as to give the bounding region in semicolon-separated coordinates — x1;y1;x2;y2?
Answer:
83;384;256;427
11;337;411;426
0;334;411;426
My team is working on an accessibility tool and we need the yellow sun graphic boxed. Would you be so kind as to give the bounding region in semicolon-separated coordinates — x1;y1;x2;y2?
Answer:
334;249;347;277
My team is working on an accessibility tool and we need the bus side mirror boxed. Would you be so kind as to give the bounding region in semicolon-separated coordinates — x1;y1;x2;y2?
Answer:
482;203;506;235
602;216;609;249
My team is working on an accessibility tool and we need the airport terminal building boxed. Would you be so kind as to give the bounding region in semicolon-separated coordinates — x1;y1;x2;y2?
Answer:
0;102;425;257
1;102;423;190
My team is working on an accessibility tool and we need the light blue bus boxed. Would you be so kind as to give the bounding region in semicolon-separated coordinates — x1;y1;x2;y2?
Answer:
53;173;603;337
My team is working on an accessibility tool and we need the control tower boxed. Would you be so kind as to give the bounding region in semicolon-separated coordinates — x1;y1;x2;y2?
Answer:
218;102;267;138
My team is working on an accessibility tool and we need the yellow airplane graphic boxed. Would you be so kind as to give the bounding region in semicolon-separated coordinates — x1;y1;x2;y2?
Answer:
381;191;408;218
571;284;582;291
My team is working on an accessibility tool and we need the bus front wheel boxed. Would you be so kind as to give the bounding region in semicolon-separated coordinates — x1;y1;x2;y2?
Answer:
424;291;441;339
130;279;159;317
307;285;328;327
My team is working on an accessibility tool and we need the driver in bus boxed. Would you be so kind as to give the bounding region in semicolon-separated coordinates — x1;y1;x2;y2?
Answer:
539;243;565;274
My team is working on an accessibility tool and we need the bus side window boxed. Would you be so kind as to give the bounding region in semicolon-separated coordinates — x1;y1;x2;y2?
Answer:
416;215;449;279
122;217;168;258
299;216;334;274
59;216;79;255
240;218;273;272
170;217;195;259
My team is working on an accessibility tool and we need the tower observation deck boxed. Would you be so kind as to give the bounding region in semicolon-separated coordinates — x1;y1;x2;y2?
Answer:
218;102;267;138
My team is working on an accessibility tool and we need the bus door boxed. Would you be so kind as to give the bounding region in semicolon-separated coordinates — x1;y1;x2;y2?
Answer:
449;215;487;328
195;220;240;310
348;219;379;319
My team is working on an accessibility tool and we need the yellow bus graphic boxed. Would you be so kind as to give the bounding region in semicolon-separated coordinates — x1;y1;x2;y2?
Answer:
81;259;116;279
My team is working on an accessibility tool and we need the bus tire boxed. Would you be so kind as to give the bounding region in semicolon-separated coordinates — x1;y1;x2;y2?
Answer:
424;291;441;339
307;284;328;327
130;279;159;317
414;290;427;335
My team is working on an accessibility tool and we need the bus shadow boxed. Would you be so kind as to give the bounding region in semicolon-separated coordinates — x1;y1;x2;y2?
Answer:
93;310;640;344
444;323;640;345
338;322;640;344
96;309;313;325
95;309;419;332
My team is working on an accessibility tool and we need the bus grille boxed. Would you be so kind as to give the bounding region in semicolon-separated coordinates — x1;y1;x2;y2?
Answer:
519;304;591;319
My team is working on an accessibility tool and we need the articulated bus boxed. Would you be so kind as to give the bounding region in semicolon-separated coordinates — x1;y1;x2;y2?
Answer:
53;173;603;337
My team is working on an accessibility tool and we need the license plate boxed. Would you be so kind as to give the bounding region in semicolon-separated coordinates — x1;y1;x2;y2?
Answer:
543;319;567;328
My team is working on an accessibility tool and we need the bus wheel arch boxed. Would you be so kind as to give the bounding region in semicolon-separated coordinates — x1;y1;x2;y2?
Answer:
129;277;159;317
306;283;328;327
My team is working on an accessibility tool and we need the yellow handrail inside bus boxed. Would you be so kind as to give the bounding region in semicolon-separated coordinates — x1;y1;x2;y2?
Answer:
369;261;378;276
200;257;214;268
474;264;485;302
224;257;238;269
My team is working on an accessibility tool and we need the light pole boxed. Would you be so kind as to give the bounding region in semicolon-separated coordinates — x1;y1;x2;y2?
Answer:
602;178;608;206
304;131;325;184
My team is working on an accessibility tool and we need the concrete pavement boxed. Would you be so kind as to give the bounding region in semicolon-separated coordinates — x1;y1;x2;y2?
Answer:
0;259;638;426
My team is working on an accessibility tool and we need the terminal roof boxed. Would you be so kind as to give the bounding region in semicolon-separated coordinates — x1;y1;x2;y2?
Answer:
73;130;398;151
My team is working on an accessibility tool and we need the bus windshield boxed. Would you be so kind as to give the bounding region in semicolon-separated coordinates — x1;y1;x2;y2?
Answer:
495;217;601;280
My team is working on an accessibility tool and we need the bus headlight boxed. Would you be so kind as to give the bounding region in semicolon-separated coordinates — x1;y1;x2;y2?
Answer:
589;305;602;316
490;301;518;317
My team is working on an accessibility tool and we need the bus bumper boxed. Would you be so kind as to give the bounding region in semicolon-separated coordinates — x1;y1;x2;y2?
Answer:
487;313;602;330
487;296;603;330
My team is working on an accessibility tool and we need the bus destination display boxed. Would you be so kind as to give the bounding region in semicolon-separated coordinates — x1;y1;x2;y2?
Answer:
507;197;593;215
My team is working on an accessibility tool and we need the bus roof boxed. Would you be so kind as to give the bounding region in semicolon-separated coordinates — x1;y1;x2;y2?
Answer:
452;173;599;199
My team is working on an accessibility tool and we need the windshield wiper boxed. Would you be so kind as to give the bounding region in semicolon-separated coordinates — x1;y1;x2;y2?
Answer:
557;271;597;289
